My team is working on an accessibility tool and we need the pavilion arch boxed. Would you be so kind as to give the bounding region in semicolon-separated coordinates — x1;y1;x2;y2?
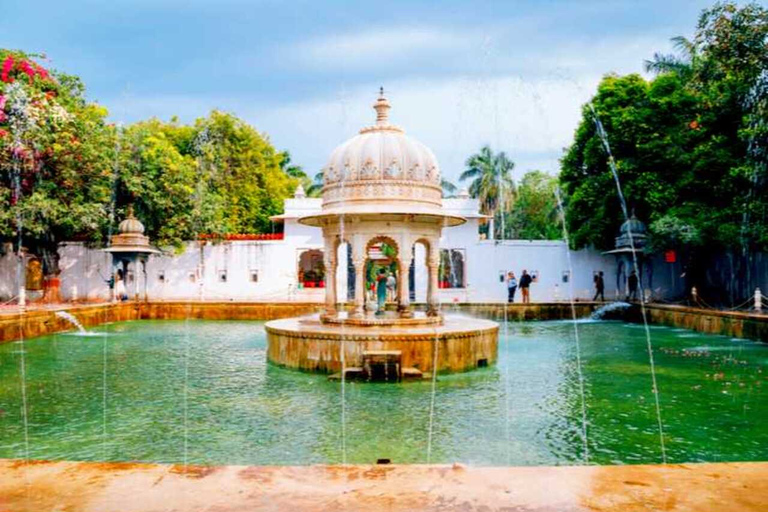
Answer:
365;235;399;259
410;238;431;303
334;237;354;303
364;235;400;310
297;249;325;288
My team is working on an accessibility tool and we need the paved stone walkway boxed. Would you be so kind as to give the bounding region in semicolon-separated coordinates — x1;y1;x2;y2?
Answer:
0;460;766;511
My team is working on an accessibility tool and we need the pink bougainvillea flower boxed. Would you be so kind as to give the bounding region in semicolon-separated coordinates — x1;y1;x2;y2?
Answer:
1;56;14;83
33;63;49;80
0;112;6;123
0;95;6;109
19;60;35;82
0;128;8;138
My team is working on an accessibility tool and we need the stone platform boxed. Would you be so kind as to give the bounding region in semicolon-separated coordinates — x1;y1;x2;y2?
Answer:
265;314;498;374
1;459;766;512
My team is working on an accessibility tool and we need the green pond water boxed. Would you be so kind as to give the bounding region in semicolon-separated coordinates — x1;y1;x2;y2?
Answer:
0;318;766;466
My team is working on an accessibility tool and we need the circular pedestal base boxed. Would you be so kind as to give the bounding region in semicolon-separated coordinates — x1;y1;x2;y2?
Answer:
320;311;443;327
266;314;499;375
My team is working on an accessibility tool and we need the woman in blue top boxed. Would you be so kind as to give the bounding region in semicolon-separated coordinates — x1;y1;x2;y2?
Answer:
507;271;517;303
376;268;388;315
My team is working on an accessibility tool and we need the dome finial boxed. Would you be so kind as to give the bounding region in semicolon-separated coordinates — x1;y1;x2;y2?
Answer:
374;87;390;125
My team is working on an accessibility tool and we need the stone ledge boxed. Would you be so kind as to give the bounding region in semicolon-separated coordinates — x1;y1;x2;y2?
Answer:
0;458;765;512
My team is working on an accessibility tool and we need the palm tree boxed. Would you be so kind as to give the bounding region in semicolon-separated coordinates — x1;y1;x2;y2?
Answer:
644;36;696;77
306;170;324;197
441;178;457;197
460;145;515;239
278;151;307;179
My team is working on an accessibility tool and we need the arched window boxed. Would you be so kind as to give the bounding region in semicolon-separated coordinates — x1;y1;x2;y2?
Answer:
439;249;465;289
298;249;325;288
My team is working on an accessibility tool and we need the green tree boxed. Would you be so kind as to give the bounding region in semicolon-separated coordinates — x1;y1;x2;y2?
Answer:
506;171;561;240
460;145;516;238
0;49;114;276
560;1;767;302
115;112;299;247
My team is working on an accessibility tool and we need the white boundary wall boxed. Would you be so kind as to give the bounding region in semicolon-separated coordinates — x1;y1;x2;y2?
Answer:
0;197;680;303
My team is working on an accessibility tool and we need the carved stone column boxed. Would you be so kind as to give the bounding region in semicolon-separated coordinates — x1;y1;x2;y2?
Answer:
323;242;337;317
352;257;366;318
398;253;413;318
427;248;440;316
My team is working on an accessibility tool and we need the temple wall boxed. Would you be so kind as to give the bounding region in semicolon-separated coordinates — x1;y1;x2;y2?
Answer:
2;236;681;304
1;198;681;304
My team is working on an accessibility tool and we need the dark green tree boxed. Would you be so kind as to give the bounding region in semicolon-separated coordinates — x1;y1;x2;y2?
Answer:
506;171;561;240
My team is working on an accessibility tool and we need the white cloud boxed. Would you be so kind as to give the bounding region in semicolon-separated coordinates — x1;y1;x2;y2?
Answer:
252;74;600;183
288;26;484;70
105;30;677;186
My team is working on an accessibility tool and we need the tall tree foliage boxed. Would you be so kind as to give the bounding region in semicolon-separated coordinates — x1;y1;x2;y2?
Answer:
115;112;298;248
560;1;768;301
0;50;113;275
561;2;768;254
506;171;561;240
1;49;302;276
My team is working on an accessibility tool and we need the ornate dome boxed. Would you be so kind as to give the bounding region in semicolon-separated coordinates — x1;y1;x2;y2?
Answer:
301;89;462;225
615;212;647;250
620;213;647;235
118;206;145;235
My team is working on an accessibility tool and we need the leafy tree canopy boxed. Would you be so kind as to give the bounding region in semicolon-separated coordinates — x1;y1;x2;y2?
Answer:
1;50;302;274
560;1;768;253
506;171;561;240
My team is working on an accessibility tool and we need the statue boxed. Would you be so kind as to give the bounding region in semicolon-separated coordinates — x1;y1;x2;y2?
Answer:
25;259;43;291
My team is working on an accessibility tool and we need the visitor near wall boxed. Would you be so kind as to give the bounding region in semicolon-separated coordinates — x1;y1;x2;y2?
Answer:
386;271;396;302
507;271;517;303
376;269;388;315
115;269;128;301
627;270;639;301
593;271;605;302
519;270;532;304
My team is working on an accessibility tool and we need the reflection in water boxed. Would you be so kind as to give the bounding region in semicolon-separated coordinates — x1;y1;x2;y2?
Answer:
0;319;765;466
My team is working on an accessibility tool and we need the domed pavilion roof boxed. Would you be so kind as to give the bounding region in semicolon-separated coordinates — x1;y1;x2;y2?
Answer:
118;206;146;235
620;213;647;236
105;206;160;255
300;89;464;227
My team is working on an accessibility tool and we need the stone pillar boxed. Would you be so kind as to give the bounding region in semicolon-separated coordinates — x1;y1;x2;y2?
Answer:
427;245;440;316
398;253;413;318
323;241;337;317
352;257;366;318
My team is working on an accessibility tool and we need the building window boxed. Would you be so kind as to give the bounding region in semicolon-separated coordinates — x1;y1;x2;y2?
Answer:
250;270;259;283
298;249;325;288
157;270;166;283
218;270;227;283
439;249;465;289
562;270;570;283
188;272;196;283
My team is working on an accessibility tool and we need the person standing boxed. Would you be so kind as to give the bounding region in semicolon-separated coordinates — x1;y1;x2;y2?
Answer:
506;271;517;303
376;269;388;315
519;270;532;304
593;271;605;302
115;269;128;302
627;270;639;301
386;271;397;302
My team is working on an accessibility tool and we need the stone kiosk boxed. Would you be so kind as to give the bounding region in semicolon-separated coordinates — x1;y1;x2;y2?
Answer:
266;91;498;381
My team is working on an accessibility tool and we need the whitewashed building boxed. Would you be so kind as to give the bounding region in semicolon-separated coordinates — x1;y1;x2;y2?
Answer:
1;185;684;304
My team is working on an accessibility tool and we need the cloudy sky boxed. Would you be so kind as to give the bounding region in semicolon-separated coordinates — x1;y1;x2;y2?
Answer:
4;0;721;183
